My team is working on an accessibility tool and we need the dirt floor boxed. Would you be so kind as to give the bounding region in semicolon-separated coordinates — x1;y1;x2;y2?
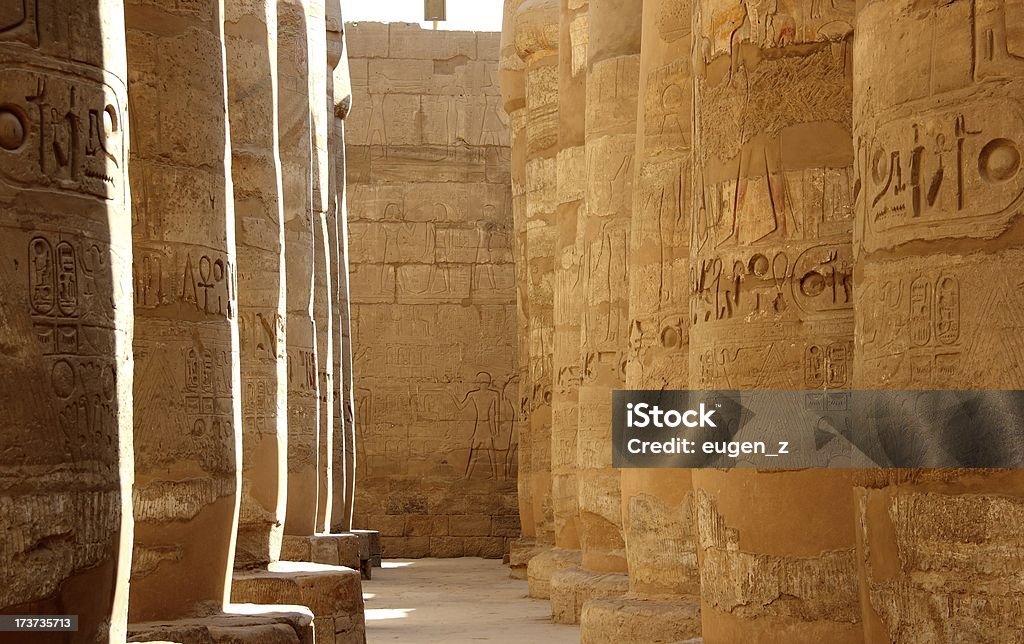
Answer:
363;558;580;643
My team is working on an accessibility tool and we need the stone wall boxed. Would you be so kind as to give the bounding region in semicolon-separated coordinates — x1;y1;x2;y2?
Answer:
345;23;519;559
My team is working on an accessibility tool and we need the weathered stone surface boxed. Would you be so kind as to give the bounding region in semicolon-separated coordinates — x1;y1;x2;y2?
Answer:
618;3;698;629
225;0;288;570
280;0;320;539
346;24;518;558
501;0;535;556
330;8;358;535
527;547;581;599
687;0;862;641
551;0;588;557
852;1;1024;640
128;606;314;644
280;533;360;571
126;0;242;622
549;566;629;625
0;0;134;638
576;0;641;576
232;562;365;644
581;596;700;644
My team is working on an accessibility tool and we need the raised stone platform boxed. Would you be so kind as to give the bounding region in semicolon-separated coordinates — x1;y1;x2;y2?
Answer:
281;533;361;570
580;596;701;643
232;561;365;644
527;547;582;599
127;604;314;644
548;566;629;625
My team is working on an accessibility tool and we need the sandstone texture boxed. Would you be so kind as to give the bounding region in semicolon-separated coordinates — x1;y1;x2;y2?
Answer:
344;22;519;559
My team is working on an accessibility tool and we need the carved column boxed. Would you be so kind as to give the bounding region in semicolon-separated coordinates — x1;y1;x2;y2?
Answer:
689;1;861;642
853;1;1024;640
332;31;359;534
566;0;643;618
545;0;593;623
533;0;591;606
514;0;561;599
309;0;335;536
581;0;700;640
0;1;133;639
501;0;539;579
279;0;320;539
126;0;243;621
328;1;354;535
225;0;288;569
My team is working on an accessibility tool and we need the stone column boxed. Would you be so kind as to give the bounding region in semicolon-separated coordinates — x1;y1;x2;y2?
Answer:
0;1;133;639
581;0;700;640
545;0;589;618
501;0;540;579
328;2;353;536
853;1;1024;640
279;0;321;540
276;0;359;572
225;0;288;570
309;0;335;537
689;1;861;642
125;0;244;621
554;0;642;622
332;34;359;535
514;0;561;599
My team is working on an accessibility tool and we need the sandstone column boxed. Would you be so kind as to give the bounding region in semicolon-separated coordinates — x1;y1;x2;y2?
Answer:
559;0;644;621
309;0;335;536
225;0;288;570
689;2;861;641
277;0;359;571
545;0;589;618
581;0;700;640
279;0;321;541
229;7;366;643
0;1;133;639
328;4;353;536
513;0;561;598
501;0;540;578
853;1;1024;640
530;0;592;602
126;0;243;620
332;38;359;535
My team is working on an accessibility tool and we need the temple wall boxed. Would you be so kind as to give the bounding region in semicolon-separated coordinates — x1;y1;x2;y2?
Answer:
344;22;520;559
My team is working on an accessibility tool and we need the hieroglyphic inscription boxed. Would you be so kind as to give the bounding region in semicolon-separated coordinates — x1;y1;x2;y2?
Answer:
0;66;125;202
859;103;1024;248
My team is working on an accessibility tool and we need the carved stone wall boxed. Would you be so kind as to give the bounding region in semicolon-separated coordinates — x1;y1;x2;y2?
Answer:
345;22;519;559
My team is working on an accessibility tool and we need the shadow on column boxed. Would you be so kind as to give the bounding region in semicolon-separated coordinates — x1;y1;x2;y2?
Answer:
0;0;133;641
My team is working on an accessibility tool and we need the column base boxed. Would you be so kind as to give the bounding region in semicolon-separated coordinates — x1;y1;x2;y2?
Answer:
351;529;381;578
508;538;546;580
527;547;582;599
549;566;629;625
281;533;361;570
128;605;314;644
580;595;701;643
232;561;365;644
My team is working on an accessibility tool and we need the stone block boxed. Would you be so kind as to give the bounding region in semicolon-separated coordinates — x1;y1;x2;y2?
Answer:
463;537;506;559
232;562;364;644
128;606;314;644
429;536;466;558
406;515;450;536
449;514;494;537
381;536;431;558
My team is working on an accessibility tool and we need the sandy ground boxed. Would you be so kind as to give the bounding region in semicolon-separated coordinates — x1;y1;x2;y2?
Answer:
363;558;581;643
